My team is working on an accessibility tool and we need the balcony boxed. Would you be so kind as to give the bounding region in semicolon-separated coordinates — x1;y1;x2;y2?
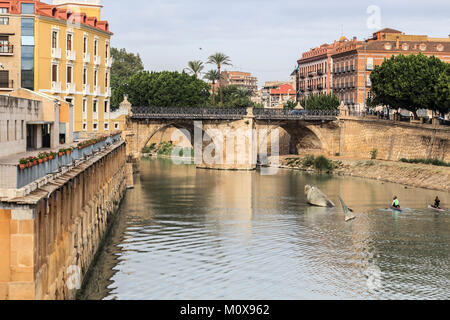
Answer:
307;86;313;91
51;47;61;60
308;72;314;78
94;55;101;66
345;66;349;72
66;50;76;61
66;82;76;94
93;85;101;96
82;83;90;95
0;80;14;91
51;81;61;93
0;42;13;55
299;73;306;79
105;57;112;68
317;70;324;76
317;84;324;90
366;64;374;71
83;52;90;64
350;65;355;72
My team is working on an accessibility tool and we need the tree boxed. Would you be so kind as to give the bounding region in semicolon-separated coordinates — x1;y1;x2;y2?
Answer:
299;93;339;110
110;48;144;109
284;100;297;109
119;71;210;107
218;85;253;108
434;63;450;116
203;69;220;105
207;52;232;104
184;60;204;78
370;53;448;118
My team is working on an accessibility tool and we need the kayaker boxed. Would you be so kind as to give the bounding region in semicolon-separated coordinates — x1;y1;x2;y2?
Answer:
392;196;400;209
432;196;441;209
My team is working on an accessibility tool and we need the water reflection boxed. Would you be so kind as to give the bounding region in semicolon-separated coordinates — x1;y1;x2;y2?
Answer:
79;158;450;300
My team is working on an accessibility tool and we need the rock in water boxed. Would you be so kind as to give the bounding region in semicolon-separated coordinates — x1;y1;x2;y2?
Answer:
304;185;335;207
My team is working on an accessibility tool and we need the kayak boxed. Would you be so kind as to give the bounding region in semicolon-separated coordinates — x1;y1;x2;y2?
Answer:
390;206;403;212
428;205;445;212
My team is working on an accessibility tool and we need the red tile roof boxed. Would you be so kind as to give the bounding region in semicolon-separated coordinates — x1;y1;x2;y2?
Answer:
0;0;112;34
270;84;295;95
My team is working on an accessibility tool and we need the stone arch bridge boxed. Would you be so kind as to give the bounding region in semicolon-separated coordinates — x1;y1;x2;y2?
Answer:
124;106;341;170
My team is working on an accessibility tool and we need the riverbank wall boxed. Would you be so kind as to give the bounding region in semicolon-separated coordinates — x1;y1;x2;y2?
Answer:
277;155;450;192
0;139;127;300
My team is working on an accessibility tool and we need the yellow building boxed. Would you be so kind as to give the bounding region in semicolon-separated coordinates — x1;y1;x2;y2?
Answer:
0;0;123;135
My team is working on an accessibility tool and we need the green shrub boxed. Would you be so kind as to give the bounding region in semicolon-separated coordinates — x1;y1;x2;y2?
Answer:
313;155;334;172
370;149;378;160
303;155;315;167
400;158;450;167
157;141;174;155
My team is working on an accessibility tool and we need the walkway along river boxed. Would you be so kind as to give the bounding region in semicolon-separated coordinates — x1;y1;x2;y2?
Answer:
79;158;450;300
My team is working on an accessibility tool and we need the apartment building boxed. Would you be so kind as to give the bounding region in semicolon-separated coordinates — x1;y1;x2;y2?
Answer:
297;37;358;100
0;0;114;135
331;28;450;112
220;71;258;92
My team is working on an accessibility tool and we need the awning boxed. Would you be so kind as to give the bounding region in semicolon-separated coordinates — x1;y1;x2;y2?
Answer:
27;121;54;125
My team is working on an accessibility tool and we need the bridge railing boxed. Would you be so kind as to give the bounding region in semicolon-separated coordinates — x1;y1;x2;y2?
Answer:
131;106;340;121
132;106;247;120
253;108;340;120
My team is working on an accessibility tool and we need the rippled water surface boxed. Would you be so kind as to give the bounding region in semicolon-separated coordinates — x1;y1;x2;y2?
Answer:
80;158;450;300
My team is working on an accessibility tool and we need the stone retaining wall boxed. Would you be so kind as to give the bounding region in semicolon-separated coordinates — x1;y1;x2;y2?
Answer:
0;141;127;300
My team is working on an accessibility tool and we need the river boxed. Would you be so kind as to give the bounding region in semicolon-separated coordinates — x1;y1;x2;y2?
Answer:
79;158;450;300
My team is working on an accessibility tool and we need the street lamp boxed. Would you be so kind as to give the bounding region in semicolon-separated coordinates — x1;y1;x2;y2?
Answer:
201;88;208;108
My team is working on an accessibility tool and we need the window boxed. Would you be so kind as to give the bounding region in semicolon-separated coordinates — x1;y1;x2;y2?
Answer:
82;122;87;131
83;68;87;85
105;43;109;59
384;43;392;50
419;44;426;51
94;39;98;56
0;7;9;13
21;3;34;14
104;100;108;113
366;57;374;70
0;35;10;53
67;33;72;51
83;36;88;54
52;64;58;82
402;43;409;51
104;122;109;130
94;69;98;86
0;17;9;25
21;120;24;139
93;100;97;113
14;120;17;140
437;44;444;52
6;120;9;141
82;99;87;112
105;71;108;87
67;66;72;83
114;122;119;130
93;123;98;131
52;31;58;48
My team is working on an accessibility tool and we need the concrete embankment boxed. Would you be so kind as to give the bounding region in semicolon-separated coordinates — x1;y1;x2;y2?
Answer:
277;155;450;192
0;139;128;300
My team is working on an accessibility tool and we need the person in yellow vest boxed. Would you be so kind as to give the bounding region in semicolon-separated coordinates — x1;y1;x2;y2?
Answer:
392;196;400;209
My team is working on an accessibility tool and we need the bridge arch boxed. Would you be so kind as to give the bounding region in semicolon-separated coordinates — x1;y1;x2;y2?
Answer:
256;121;329;156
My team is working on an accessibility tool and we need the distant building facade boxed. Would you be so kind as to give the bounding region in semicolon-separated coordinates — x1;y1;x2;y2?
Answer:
331;28;450;113
220;71;258;92
0;0;114;134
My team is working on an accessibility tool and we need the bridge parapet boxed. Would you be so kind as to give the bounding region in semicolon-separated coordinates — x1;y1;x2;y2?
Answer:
131;106;339;121
131;106;247;120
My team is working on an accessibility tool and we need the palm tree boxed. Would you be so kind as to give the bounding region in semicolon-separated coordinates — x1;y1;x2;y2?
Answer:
207;52;232;104
184;60;204;78
203;69;220;105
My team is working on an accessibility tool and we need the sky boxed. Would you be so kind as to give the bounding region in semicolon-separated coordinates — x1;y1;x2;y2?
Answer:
98;0;450;87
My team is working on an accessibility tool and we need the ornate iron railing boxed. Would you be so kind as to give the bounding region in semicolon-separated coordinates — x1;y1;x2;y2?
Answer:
131;106;339;121
131;106;247;120
253;108;339;120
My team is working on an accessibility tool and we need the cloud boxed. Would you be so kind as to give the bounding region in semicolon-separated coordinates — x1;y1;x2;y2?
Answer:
103;0;450;86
